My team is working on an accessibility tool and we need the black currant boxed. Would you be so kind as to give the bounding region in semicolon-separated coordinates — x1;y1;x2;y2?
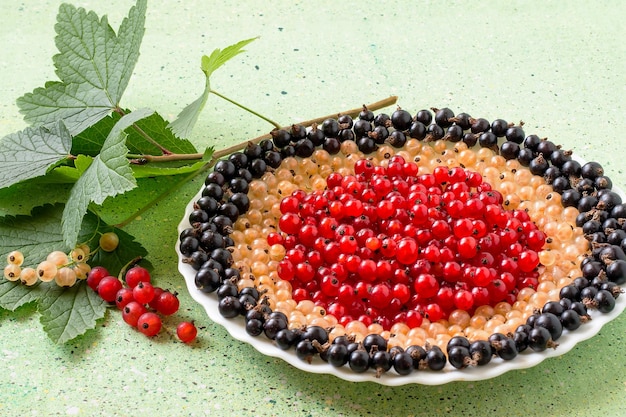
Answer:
327;343;349;367
505;126;525;143
447;345;471;369
270;128;292;148
392;351;414;375
362;334;387;353
391;108;413;131
490;119;509;137
469;340;493;365
581;161;604;180
323;137;341;154
217;295;241;318
348;349;370;373
274;328;301;350
470;117;490;134
414;109;432;126
559;309;582;331
408;121;426;140
434;107;455;128
321;118;340;138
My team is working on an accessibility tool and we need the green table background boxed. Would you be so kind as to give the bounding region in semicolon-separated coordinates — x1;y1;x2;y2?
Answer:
1;1;625;416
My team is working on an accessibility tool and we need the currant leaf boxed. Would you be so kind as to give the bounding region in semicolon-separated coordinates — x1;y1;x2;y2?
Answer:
16;0;147;135
37;280;107;344
167;37;258;138
0;121;72;189
0;205;74;267
0;280;45;311
0;181;72;217
61;108;153;248
73;112;198;157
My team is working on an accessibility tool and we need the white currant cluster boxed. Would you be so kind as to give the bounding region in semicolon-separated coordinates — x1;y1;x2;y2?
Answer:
3;245;92;287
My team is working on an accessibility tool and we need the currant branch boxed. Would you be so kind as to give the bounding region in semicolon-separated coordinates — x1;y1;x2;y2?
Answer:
125;95;399;164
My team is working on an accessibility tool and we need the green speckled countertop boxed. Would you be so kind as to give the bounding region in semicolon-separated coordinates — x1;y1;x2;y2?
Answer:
1;1;625;416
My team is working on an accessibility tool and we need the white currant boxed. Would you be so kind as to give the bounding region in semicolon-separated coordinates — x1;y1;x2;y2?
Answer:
99;232;120;252
70;248;86;263
36;260;58;282
55;267;77;287
47;251;69;267
7;251;24;266
4;264;21;281
73;262;91;279
20;267;38;286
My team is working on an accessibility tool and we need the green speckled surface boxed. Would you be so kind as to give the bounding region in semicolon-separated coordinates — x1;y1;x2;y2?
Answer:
1;1;626;416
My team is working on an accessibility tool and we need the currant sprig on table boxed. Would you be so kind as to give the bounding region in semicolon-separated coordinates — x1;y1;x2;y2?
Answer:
180;105;626;377
4;246;91;287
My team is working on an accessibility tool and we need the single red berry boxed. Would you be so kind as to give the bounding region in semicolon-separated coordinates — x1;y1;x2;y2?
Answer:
133;281;156;304
115;287;135;309
453;289;474;311
369;283;392;310
518;250;540;272
405;310;423;328
176;321;198;343
382;237;401;262
86;266;110;291
122;301;148;327
97;276;123;302
125;266;151;288
457;236;478;259
152;290;180;315
266;232;284;246
424;303;444;322
137;312;162;337
278;212;302;234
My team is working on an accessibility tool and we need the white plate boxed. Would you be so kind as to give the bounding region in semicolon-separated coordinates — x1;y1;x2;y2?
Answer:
176;164;626;386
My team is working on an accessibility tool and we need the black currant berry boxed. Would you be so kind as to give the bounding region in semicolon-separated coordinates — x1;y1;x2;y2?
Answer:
321;118;340;138
327;343;349;367
434;107;455;128
414;109;432;126
348;349;370;373
391;108;413;131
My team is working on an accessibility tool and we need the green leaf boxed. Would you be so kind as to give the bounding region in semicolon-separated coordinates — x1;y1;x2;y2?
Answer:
16;0;147;135
61;108;153;247
0;121;72;189
168;37;258;138
0;280;46;311
0;181;73;217
38;280;107;344
73;111;197;156
0;205;75;267
200;37;259;79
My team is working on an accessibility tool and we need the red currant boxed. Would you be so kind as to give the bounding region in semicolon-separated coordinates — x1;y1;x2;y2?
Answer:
133;281;156;304
137;312;162;337
115;287;135;309
86;266;110;291
125;266;151;288
97;276;123;302
176;321;198;343
153;290;180;316
122;301;147;327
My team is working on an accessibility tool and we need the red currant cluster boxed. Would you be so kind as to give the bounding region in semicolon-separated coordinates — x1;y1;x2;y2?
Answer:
274;155;545;330
86;265;197;343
